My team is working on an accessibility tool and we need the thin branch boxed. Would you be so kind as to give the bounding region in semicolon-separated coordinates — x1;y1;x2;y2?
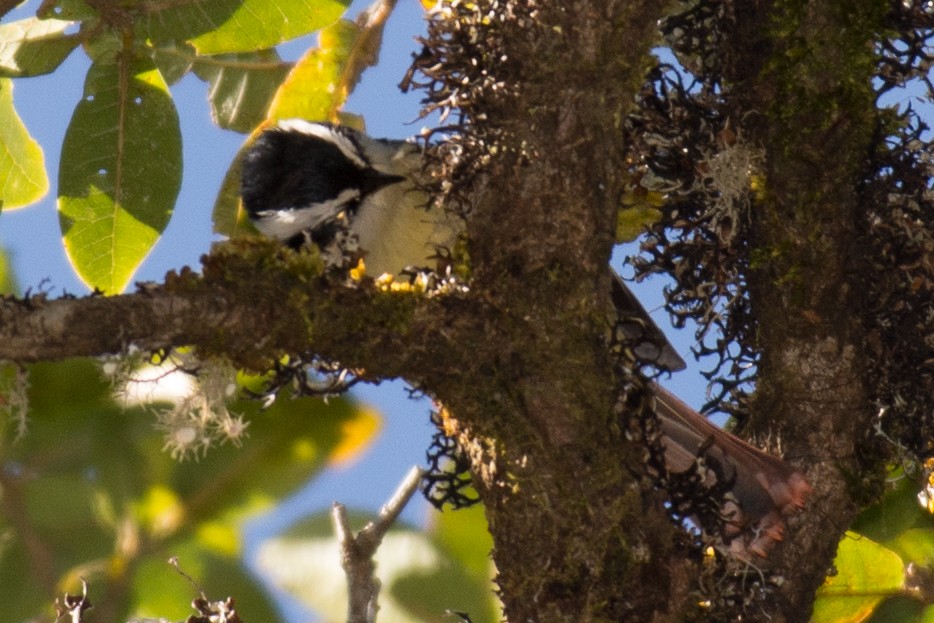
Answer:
332;466;425;623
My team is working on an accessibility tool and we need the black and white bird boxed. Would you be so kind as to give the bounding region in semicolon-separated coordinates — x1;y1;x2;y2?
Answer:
240;119;810;556
241;119;457;277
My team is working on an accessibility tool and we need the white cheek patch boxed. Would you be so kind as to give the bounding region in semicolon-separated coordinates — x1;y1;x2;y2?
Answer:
254;189;360;240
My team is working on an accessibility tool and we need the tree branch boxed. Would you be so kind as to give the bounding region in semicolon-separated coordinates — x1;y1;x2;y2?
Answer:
0;241;474;380
333;466;424;623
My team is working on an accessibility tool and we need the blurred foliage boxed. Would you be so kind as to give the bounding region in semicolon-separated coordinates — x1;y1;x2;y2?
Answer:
0;354;377;621
812;475;934;623
256;504;499;623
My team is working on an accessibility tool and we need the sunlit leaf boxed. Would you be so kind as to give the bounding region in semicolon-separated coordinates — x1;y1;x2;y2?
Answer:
211;145;251;237
191;49;292;132
139;0;349;55
0;79;49;210
812;532;907;623
0;17;78;78
266;19;361;122
58;55;181;293
432;501;494;582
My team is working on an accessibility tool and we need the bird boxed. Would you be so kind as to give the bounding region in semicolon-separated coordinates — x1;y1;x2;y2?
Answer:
240;119;811;557
241;119;456;278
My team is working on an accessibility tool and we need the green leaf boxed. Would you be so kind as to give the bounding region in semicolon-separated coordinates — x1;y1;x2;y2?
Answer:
0;517;52;623
886;528;934;567
5;357;373;619
211;144;253;237
130;540;280;622
400;503;500;622
191;49;293;132
853;476;930;543
0;247;18;294
0;17;79;78
170;394;376;523
865;596;927;623
58;55;181;294
36;0;95;20
139;0;349;55
265;18;365;121
433;501;494;581
812;532;907;623
150;44;196;86
0;78;49;210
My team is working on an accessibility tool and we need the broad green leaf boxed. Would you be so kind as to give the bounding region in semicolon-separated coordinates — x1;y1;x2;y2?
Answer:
0;517;52;623
139;0;349;55
0;247;18;294
812;532;907;623
212;147;253;237
58;55;181;294
433;501;494;581
266;19;362;121
191;49;292;132
169;392;377;523
0;17;78;77
0;79;49;210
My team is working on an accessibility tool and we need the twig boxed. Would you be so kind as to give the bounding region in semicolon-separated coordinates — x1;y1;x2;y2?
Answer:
332;466;425;623
54;579;91;623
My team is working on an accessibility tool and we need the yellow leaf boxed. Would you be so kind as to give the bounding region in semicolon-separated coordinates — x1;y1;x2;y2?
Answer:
328;404;381;466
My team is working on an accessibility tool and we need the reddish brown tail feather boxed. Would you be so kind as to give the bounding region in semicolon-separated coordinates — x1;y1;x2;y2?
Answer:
651;383;811;557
